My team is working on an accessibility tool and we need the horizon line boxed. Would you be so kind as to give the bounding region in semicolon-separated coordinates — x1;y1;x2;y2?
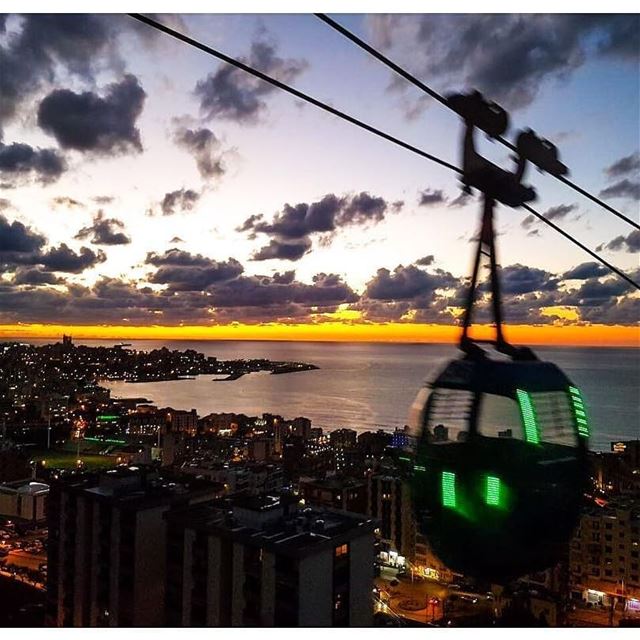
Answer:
1;321;638;348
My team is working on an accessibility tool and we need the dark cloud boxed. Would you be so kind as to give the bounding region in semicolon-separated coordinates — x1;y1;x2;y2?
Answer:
0;198;11;211
469;272;599;326
340;192;388;225
12;267;62;285
563;262;609;280
0;277;188;325
415;255;435;266
0;14;118;132
195;37;307;123
561;276;633;307
449;191;474;208
173;126;226;180
9;269;351;326
544;203;578;221
272;270;296;285
0;142;66;184
499;264;559;295
52;196;84;209
370;15;640;112
600;229;640;253
604;151;640;178
418;189;446;206
521;214;536;229
74;210;131;245
364;264;456;300
237;214;263;237
146;249;217;268
39;244;106;273
0;214;106;275
92;195;114;205
208;271;357;309
0;215;46;255
252;238;312;262
0;248;636;327
577;295;639;325
240;192;394;260
38;74;146;155
159;188;200;216
521;203;578;229
146;250;244;291
354;262;459;324
599;178;640;201
351;298;412;322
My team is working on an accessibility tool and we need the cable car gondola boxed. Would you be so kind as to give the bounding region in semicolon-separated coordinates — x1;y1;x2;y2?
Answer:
410;92;590;582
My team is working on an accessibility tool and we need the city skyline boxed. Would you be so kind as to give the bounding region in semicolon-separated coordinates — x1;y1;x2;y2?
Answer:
1;13;639;346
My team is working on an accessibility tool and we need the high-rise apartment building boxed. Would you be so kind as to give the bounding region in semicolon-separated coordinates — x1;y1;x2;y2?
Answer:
46;467;220;627
367;472;415;564
300;476;367;514
569;498;640;608
165;493;376;626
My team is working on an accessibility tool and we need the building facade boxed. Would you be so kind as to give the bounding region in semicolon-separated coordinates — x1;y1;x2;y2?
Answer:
165;494;376;626
367;472;415;565
45;467;219;627
569;498;640;609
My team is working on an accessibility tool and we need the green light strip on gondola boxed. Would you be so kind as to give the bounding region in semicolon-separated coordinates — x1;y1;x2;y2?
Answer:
441;471;457;508
568;386;590;438
485;475;501;506
516;389;540;444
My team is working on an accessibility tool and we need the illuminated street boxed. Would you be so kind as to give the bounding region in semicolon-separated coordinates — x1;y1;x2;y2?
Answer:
375;568;495;626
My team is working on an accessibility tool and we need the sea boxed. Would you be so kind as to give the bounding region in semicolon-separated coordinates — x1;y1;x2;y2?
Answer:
82;340;640;453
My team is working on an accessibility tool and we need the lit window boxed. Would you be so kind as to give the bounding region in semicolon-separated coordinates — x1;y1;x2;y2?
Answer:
335;544;349;558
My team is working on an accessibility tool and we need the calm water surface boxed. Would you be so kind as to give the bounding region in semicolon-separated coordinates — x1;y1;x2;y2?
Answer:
92;340;640;452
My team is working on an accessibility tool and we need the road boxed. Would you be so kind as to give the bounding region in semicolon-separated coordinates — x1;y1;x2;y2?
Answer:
4;549;46;571
375;568;494;625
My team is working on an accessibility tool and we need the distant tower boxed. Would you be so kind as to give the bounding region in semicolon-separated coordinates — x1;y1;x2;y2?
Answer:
62;334;73;348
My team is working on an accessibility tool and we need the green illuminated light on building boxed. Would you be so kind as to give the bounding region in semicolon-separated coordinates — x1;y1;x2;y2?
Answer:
516;389;540;444
441;471;457;508
485;475;501;506
414;465;426;472
97;415;120;422
84;436;126;445
568;386;590;438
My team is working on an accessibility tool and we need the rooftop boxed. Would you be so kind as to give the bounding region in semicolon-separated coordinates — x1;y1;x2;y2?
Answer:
300;476;366;490
52;466;222;511
167;493;377;558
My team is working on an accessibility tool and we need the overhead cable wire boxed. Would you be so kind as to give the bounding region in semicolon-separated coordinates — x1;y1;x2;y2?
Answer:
129;13;459;175
521;205;638;290
128;14;639;292
314;13;640;233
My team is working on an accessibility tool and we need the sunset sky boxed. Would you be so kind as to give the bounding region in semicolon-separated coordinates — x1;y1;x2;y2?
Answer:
0;13;638;345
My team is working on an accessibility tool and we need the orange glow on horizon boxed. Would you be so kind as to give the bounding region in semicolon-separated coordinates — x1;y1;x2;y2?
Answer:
0;321;638;347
